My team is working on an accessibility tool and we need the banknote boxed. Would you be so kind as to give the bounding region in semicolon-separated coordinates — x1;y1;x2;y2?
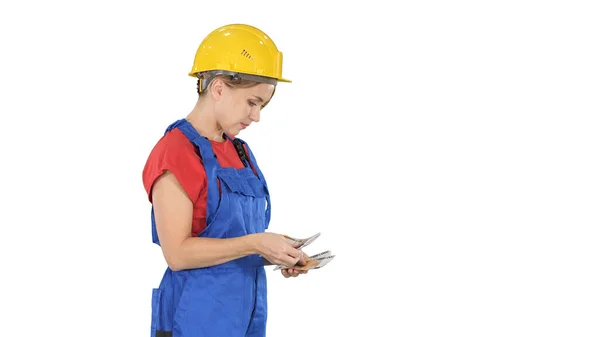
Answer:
273;250;335;271
308;250;332;259
283;232;321;249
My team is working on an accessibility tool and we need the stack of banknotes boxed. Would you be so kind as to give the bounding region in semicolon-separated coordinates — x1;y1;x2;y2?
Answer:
273;232;335;271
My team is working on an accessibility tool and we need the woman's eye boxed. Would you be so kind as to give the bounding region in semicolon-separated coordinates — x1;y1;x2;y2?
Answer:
248;101;257;107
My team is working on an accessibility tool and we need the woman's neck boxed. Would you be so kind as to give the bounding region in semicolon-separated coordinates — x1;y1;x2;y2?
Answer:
186;99;225;142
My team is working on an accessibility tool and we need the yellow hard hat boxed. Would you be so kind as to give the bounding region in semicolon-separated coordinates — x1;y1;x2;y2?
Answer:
189;23;291;92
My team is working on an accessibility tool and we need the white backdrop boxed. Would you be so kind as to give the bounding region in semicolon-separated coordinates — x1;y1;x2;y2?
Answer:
1;0;599;336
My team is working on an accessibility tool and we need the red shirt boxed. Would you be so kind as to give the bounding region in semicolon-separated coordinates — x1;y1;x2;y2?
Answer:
142;128;245;237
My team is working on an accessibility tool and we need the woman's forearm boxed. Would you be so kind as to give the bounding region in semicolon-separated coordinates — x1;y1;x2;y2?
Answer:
166;235;260;271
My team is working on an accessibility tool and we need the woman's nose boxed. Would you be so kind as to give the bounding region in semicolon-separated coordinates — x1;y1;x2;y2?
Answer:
250;109;260;122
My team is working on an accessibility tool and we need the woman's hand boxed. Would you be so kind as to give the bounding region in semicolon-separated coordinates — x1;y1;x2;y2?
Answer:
252;232;303;268
281;251;310;278
281;268;308;278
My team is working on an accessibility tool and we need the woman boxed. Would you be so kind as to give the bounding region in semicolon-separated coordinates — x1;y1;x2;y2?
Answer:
142;23;308;337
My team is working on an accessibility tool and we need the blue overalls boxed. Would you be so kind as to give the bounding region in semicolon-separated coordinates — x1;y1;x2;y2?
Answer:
150;119;271;337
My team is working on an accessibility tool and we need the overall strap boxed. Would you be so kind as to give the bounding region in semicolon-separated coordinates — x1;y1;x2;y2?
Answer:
224;133;251;168
228;136;272;229
165;118;222;221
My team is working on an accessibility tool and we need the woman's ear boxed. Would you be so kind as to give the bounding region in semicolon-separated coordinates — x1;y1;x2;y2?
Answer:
210;78;224;101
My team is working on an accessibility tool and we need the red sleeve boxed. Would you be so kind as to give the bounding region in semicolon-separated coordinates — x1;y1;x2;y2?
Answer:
142;128;206;203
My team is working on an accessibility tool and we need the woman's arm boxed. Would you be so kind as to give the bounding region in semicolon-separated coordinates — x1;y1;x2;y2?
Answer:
152;170;259;271
152;170;302;271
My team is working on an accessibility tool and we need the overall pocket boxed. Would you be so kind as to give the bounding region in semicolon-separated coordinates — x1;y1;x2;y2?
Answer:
151;288;162;335
217;169;269;235
218;168;266;198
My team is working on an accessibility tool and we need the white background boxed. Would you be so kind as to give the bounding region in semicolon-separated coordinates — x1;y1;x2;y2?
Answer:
1;0;599;336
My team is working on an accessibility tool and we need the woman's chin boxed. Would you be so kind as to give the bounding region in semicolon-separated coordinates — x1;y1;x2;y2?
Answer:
225;129;240;138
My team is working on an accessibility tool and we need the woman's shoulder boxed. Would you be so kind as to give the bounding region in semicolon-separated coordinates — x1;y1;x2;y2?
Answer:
154;128;199;155
144;127;204;172
142;127;206;202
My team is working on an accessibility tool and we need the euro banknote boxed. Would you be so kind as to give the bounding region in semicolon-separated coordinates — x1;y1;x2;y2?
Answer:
283;232;321;250
273;250;335;271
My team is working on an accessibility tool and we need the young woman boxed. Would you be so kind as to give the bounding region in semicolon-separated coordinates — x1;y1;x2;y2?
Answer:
142;23;308;337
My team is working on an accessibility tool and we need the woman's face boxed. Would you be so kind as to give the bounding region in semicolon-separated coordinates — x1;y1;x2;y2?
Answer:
213;80;275;137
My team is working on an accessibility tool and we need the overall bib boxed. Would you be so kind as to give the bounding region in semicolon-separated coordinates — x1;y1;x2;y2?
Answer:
150;119;271;337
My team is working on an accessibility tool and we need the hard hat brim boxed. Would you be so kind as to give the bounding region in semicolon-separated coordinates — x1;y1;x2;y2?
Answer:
189;71;291;84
